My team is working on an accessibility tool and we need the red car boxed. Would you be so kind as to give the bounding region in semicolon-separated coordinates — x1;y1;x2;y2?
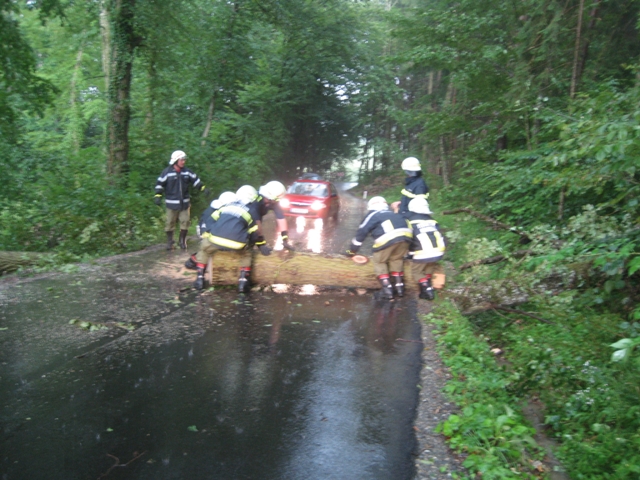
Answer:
279;179;340;221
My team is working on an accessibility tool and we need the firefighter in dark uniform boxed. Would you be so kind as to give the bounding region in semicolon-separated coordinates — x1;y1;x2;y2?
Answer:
392;156;429;214
184;191;238;270
403;197;446;300
154;150;208;251
238;182;295;254
192;197;267;292
345;196;413;299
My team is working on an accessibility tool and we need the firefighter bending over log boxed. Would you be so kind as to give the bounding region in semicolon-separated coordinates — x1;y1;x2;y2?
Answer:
345;196;414;300
191;186;269;292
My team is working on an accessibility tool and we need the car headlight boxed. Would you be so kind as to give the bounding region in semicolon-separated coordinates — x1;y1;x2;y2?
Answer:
310;201;326;211
280;198;290;208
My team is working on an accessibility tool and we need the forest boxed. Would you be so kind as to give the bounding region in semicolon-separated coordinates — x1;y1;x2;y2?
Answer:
2;0;639;478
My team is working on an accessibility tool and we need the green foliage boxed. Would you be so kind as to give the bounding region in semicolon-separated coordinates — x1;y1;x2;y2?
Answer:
0;148;160;256
426;302;543;479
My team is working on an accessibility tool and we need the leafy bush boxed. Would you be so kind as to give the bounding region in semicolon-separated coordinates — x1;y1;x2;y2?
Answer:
426;302;544;479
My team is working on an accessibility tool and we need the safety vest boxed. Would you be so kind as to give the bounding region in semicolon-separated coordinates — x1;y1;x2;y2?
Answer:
405;212;445;263
201;202;258;250
352;210;413;252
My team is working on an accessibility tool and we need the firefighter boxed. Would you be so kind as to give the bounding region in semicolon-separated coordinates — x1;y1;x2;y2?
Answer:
238;181;295;254
191;196;267;292
185;191;238;270
391;156;429;214
154;150;209;250
345;196;413;299
403;197;446;300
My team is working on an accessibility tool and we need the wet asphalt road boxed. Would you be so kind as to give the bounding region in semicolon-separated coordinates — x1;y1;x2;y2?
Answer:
0;192;424;480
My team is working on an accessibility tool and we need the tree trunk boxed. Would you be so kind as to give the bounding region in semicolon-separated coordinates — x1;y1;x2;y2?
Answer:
201;94;215;146
575;0;601;91
570;0;585;99
439;135;450;185
201;251;432;291
99;3;111;92
106;0;140;177
69;42;84;154
0;252;44;275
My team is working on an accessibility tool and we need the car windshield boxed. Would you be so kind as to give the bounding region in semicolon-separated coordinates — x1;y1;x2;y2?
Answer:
288;182;328;197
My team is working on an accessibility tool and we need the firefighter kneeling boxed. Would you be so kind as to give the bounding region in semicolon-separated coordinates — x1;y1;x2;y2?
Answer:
192;192;267;292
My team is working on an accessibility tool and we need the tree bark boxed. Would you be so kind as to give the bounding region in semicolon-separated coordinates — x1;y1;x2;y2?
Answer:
575;0;601;93
201;94;215;146
69;42;84;153
200;250;432;291
570;0;585;99
99;3;111;91
106;0;141;177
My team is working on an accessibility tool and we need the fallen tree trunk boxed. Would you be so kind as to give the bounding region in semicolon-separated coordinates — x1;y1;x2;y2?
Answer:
444;271;573;315
0;251;44;275
442;207;531;243
459;249;533;270
202;250;428;291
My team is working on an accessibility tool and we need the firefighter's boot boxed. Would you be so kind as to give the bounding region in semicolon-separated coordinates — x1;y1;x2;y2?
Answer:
166;231;174;250
377;274;394;300
193;264;206;290
184;253;197;270
419;276;435;300
179;229;188;250
238;267;251;294
391;272;405;297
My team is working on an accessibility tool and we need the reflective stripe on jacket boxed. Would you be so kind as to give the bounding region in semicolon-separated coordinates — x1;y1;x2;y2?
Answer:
201;202;258;250
404;212;446;263
352;210;413;252
155;166;202;211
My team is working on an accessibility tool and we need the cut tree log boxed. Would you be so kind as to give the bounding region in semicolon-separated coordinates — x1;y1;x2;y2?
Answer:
0;251;44;275
203;250;429;291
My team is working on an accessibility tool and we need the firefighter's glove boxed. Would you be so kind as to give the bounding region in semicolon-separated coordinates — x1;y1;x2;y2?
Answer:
256;236;272;256
154;194;162;206
344;242;359;257
201;186;211;197
281;231;295;252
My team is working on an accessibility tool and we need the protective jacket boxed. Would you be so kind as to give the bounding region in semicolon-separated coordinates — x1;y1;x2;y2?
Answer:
201;201;259;250
399;173;429;213
350;210;413;253
197;204;216;237
403;212;446;263
248;195;285;221
155;166;203;211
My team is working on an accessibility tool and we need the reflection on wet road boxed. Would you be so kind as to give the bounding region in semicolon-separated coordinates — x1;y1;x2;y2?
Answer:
0;192;423;479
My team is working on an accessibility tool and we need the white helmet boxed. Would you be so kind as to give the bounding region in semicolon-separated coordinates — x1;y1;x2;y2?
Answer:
169;150;187;165
218;191;238;205
236;185;258;204
408;197;432;214
210;191;238;209
259;181;286;201
367;196;388;211
401;156;421;171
